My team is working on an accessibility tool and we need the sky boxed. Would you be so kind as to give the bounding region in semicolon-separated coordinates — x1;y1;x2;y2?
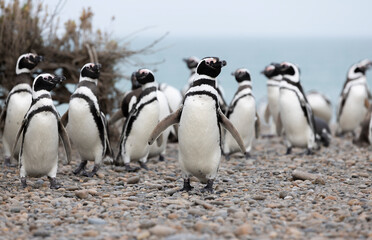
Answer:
45;0;372;38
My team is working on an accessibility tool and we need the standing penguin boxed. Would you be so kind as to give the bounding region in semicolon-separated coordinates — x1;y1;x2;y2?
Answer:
64;63;113;177
336;59;372;135
223;68;259;160
12;73;71;188
354;105;372;146
181;56;200;96
148;57;246;193
306;90;333;124
115;69;160;171
261;63;282;136
0;53;43;166
277;62;317;154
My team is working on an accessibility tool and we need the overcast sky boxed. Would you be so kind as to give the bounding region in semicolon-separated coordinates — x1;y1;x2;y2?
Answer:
46;0;372;38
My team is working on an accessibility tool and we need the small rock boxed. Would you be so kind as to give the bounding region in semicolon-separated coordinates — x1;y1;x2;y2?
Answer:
127;176;140;184
168;213;178;219
10;207;21;213
234;223;253;236
88;218;106;225
252;195;266;200
137;230;150;240
188;208;204;216
194;199;213;210
149;225;176;237
82;230;99;237
140;220;156;229
279;191;288;199
33;230;50;238
324;196;337;201
75;190;89;199
348;199;360;206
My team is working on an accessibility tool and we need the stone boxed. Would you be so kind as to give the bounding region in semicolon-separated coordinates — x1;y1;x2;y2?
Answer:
149;225;176;237
82;230;99;237
75;190;89;199
234;223;253;236
88;218;106;225
127;176;140;184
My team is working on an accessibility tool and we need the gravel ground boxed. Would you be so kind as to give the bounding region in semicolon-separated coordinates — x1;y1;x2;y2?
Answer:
0;131;371;240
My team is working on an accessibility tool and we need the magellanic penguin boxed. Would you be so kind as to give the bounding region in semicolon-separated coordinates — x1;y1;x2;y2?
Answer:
12;73;71;189
148;57;246;193
336;59;372;136
353;105;372;146
63;63;113;177
314;116;332;147
223;68;260;160
277;62;317;154
306;90;333;124
0;53;43;166
261;63;282;136
115;68;160;171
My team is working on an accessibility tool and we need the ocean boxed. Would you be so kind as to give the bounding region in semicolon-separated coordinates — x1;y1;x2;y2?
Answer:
119;36;372;123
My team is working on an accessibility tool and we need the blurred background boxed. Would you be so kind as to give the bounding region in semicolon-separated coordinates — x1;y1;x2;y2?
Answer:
2;0;372;120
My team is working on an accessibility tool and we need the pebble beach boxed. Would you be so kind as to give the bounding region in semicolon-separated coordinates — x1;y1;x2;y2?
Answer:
0;132;371;240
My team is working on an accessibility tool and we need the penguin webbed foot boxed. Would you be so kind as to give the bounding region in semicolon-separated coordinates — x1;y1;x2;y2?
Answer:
285;147;292;155
139;161;149;170
158;154;165;162
179;178;193;192
4;157;12;167
244;152;251;160
48;177;61;189
124;163;140;172
21;177;27;188
305;148;314;155
73;160;88;175
82;164;100;177
201;179;214;193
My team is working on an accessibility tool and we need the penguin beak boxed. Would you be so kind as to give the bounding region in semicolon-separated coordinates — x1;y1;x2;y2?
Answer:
93;63;102;72
36;56;44;64
220;60;227;67
53;76;66;84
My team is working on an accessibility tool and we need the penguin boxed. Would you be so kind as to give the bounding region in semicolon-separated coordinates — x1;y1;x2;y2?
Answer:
336;59;372;135
115;68;160;171
182;56;228;113
12;73;71;189
63;63;113;177
223;68;260;160
306;90;333;124
353;105;372;146
261;63;282;136
0;53;43;166
277;62;317;154
148;57;246;193
314;116;332;147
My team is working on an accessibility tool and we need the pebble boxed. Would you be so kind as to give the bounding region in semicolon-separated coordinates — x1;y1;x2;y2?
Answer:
75;190;89;199
33;230;51;238
88;218;106;225
235;223;253;236
149;225;176;237
127;176;140;184
140;220;156;229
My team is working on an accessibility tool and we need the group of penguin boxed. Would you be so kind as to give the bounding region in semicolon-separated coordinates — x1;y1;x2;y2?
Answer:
0;53;371;192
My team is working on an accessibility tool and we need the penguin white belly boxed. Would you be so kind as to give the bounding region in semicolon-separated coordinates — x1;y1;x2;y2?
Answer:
125;101;160;160
21;113;59;177
67;98;102;161
267;86;280;122
2;92;32;156
339;86;368;132
224;97;256;154
307;94;332;123
280;90;309;147
178;96;221;183
161;85;182;112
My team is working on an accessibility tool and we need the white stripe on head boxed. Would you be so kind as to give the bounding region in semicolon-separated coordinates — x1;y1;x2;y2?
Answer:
16;53;37;75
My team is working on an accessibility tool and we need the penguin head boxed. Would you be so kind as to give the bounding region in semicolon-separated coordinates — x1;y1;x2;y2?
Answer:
348;59;372;80
261;63;282;80
135;68;155;85
279;62;300;83
231;68;251;83
130;71;142;90
33;73;65;92
16;53;43;75
183;57;200;69
196;57;227;78
80;63;101;82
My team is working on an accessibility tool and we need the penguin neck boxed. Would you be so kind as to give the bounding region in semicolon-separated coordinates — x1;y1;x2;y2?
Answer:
14;73;32;86
32;89;51;100
237;81;252;91
142;82;157;90
16;67;32;75
192;74;216;88
190;67;197;76
79;77;98;85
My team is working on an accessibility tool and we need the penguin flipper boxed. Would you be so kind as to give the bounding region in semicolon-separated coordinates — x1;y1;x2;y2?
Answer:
61;110;69;127
255;113;261;139
148;106;182;145
11;118;27;162
217;108;246;154
101;112;114;162
108;110;124;126
0;105;7;132
58;119;72;164
264;104;271;124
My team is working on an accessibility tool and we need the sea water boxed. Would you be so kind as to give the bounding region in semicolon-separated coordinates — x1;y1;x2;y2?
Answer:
118;36;372;123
